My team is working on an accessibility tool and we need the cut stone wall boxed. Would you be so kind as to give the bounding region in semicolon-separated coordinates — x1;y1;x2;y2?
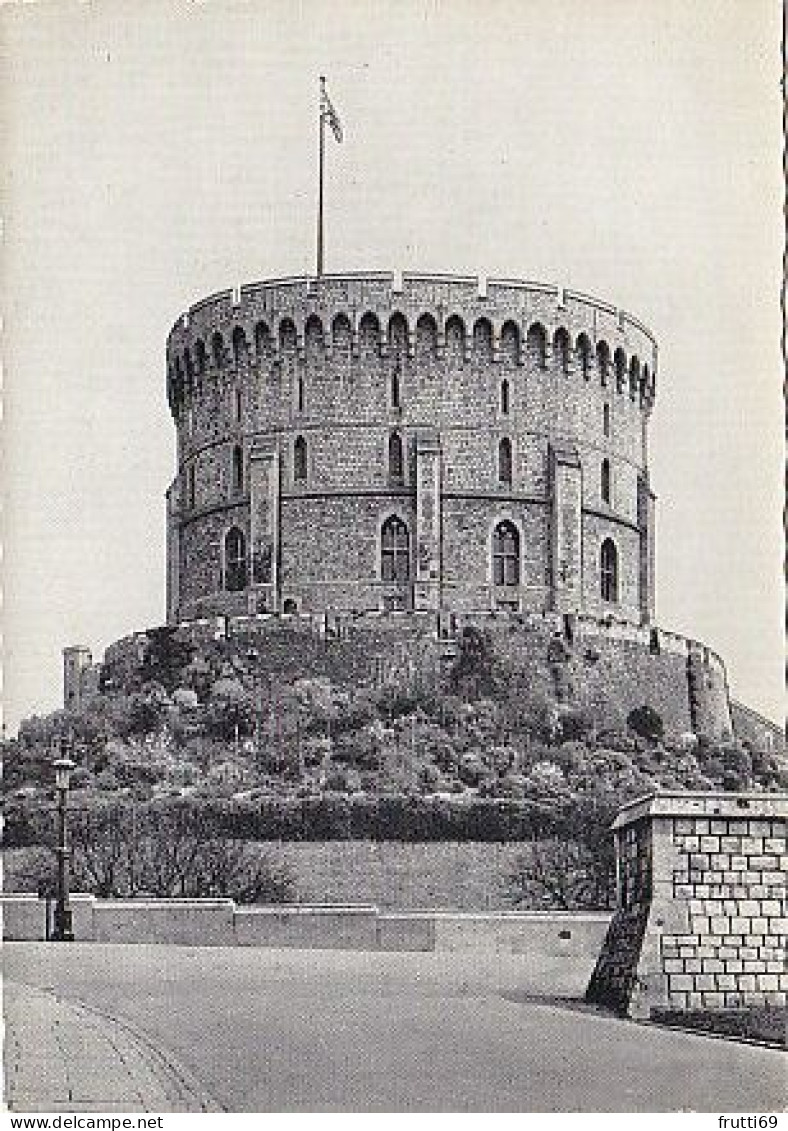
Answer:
165;272;657;623
586;791;787;1018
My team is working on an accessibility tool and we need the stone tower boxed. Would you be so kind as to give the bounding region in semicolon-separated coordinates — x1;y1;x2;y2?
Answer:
164;272;657;626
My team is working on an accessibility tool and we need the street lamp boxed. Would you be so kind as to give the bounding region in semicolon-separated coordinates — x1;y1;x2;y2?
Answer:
52;743;76;942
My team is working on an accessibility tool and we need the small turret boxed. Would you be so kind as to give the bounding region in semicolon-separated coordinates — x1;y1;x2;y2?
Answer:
63;645;92;711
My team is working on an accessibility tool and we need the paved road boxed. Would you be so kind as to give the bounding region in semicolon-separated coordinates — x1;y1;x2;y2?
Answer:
4;943;785;1112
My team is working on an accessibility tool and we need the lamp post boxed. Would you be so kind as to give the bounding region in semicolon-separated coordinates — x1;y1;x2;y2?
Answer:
52;744;76;941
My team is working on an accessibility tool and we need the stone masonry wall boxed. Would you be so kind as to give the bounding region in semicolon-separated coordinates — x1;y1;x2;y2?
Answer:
586;791;787;1018
165;273;656;623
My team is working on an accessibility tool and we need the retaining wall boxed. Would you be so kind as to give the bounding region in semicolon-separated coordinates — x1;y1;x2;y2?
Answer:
0;894;609;968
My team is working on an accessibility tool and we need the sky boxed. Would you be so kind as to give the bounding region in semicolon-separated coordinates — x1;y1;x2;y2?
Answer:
2;0;784;732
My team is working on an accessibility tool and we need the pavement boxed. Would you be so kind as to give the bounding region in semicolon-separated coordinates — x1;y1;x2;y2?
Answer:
3;943;786;1113
2;980;219;1113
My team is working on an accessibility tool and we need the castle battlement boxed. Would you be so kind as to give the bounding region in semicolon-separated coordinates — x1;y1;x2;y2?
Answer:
166;273;657;417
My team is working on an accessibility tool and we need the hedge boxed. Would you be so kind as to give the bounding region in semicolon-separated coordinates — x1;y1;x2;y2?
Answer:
2;791;591;848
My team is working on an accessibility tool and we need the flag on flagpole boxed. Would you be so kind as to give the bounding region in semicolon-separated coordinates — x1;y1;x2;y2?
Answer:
321;79;343;143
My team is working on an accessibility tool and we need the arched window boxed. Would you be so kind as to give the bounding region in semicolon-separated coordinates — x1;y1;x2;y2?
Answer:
232;444;244;494
600;539;618;603
332;313;352;355
629;357;640;400
527;323;547;368
500;379;510;415
388;431;404;483
254;321;272;359
577;334;591;378
297;375;305;413
212;331;225;369
492;520;520;587
184;349;194;382
416;313;438;359
234;387;242;423
501;321;520;366
381;516;410;582
603;404;611;437
232;326;249;365
498;437;513;486
293;435;307;482
279;319;297;353
642;364;651;403
596;340;610;384
389;313;409;359
614;348;627;392
224;527;247;592
445;315;465;362
473;318;493;362
391;363;401;409
359;312;381;356
305;314;324;354
553;327;570;374
601;458;611;504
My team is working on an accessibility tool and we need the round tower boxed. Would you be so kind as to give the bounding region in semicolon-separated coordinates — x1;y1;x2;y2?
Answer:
164;272;657;624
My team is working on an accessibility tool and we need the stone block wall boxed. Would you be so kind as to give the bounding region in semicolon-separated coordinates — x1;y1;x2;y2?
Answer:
586;791;787;1018
165;272;657;623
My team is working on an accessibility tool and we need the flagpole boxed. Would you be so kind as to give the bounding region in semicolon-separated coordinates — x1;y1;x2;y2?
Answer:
317;76;325;277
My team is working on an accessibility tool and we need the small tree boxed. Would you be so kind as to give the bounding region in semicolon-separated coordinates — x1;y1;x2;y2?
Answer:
139;627;194;693
627;704;664;743
449;627;504;700
60;799;296;903
506;838;609;910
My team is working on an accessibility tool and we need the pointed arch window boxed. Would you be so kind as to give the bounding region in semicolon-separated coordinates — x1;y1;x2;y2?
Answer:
492;520;520;587
498;437;513;486
381;516;410;583
297;375;305;413
388;432;404;483
293;435;308;483
500;379;510;415
212;331;225;369
603;404;611;437
224;527;247;592
232;444;244;494
601;458;611;504
600;538;618;603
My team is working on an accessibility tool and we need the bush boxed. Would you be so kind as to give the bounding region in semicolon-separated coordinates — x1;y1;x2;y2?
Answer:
627;705;664;742
506;836;613;910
